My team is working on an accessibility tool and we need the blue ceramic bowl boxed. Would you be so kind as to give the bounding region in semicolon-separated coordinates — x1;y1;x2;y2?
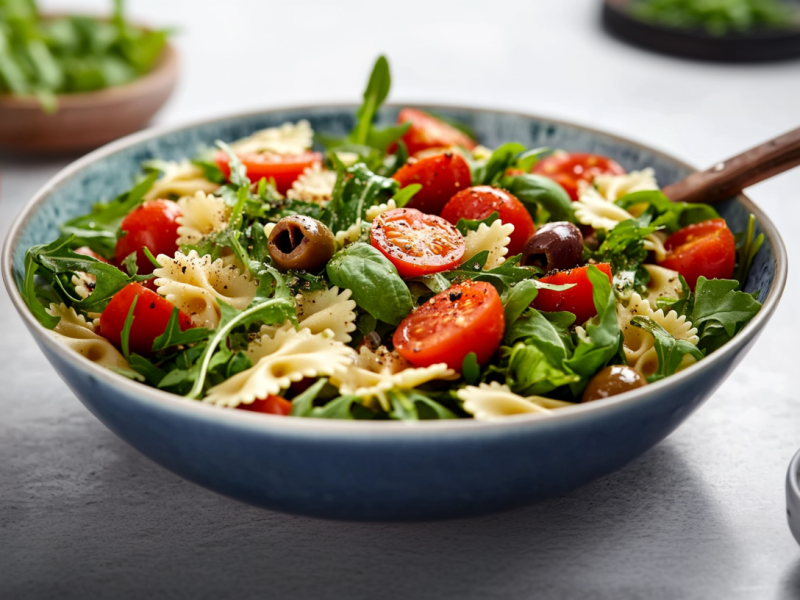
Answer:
2;105;787;521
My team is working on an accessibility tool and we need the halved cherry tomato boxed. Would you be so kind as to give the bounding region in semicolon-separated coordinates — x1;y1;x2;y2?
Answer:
394;280;504;370
392;152;472;215
533;153;625;201
215;151;322;194
115;200;181;276
371;208;465;278
238;395;293;416
99;283;193;356
532;263;613;325
659;218;735;290
73;247;108;262
397;108;477;156
441;186;536;257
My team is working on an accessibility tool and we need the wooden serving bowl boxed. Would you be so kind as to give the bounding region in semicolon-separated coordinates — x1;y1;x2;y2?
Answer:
0;43;178;155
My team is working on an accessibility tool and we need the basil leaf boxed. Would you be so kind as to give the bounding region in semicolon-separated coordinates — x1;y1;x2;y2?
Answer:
630;316;704;382
461;352;481;385
506;342;580;396
502;278;539;327
20;249;60;329
504;308;576;361
326;243;413;326
500;173;574;223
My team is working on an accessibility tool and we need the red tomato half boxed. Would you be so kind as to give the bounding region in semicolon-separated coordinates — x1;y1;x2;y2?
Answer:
238;395;293;416
533;153;625;201
394;280;504;370
215;151;322;194
99;283;193;356
392;152;472;215
115;200;182;276
532;263;613;325
397;108;477;156
659;218;735;290
441;186;536;257
371;208;465;278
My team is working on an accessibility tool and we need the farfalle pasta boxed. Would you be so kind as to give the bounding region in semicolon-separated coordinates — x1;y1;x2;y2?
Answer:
22;58;763;422
153;250;257;328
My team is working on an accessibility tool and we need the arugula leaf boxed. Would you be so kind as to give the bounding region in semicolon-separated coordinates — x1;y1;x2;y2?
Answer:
471;142;526;186
656;274;692;316
630;316;704;382
290;378;329;417
186;298;295;399
455;211;499;237
59;171;159;257
733;213;764;291
151;308;210;352
120;294;137;361
461;353;481;385
505;342;581;396
326;243;413;326
590;213;658;294
387;390;458;421
393;183;421;208
500;173;574;223
504;308;576;360
563;265;621;385
615;190;719;234
215;140;249;187
408;273;451;295
442;252;540;296
690;276;761;352
310;395;361;419
320;163;398;234
350;55;392;146
20;249;60;329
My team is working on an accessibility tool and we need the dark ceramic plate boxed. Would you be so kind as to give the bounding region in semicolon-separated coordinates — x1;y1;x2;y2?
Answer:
1;105;788;521
603;0;800;62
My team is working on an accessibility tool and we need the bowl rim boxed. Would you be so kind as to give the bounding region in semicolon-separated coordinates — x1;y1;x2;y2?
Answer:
1;103;788;437
0;42;178;109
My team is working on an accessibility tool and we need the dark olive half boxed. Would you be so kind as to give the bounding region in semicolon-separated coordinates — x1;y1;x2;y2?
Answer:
582;365;646;403
522;221;584;271
268;215;336;272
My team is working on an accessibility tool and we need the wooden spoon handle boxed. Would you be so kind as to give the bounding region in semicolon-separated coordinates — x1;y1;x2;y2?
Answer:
662;126;800;204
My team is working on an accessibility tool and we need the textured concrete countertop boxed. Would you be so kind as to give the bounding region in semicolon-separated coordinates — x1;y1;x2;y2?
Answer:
2;0;800;597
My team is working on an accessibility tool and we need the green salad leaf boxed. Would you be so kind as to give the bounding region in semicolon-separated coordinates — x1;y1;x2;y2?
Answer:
500;173;574;223
320;162;398;234
326;243;413;326
615;190;719;234
630;316;704;382
690;276;761;353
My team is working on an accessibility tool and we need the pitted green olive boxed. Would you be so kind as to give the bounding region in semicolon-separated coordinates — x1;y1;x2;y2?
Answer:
267;215;336;272
581;365;646;403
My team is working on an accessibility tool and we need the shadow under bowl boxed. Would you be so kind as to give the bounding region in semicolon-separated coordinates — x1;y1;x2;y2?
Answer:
0;44;178;155
1;105;788;520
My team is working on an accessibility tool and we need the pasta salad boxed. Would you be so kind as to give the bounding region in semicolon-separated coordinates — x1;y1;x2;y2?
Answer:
20;57;764;421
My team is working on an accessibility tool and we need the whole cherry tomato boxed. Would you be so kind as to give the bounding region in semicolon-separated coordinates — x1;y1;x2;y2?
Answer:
99;283;193;356
441;186;536;256
115;200;181;276
397;108;477;156
392;152;472;215
238;395;293;416
533;152;625;201
394;280;504;370
659;218;735;290
215;151;322;194
371;208;465;278
532;263;613;325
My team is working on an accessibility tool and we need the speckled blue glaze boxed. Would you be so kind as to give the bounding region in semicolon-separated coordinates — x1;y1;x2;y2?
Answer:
2;106;786;520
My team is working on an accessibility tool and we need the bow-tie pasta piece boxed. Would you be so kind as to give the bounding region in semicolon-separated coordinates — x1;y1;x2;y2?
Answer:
458;382;572;421
295;287;357;343
286;163;337;204
204;328;352;408
643;264;684;310
617;292;699;378
230;120;313;156
46;304;128;369
176;192;231;246
462;219;515;270
144;160;219;202
154;250;257;329
331;345;457;412
584;168;659;203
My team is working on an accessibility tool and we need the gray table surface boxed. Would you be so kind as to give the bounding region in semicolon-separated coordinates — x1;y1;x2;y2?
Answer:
3;0;800;598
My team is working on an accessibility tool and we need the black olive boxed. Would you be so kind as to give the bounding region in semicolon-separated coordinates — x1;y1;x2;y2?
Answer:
522;221;584;271
582;365;646;403
268;215;335;272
